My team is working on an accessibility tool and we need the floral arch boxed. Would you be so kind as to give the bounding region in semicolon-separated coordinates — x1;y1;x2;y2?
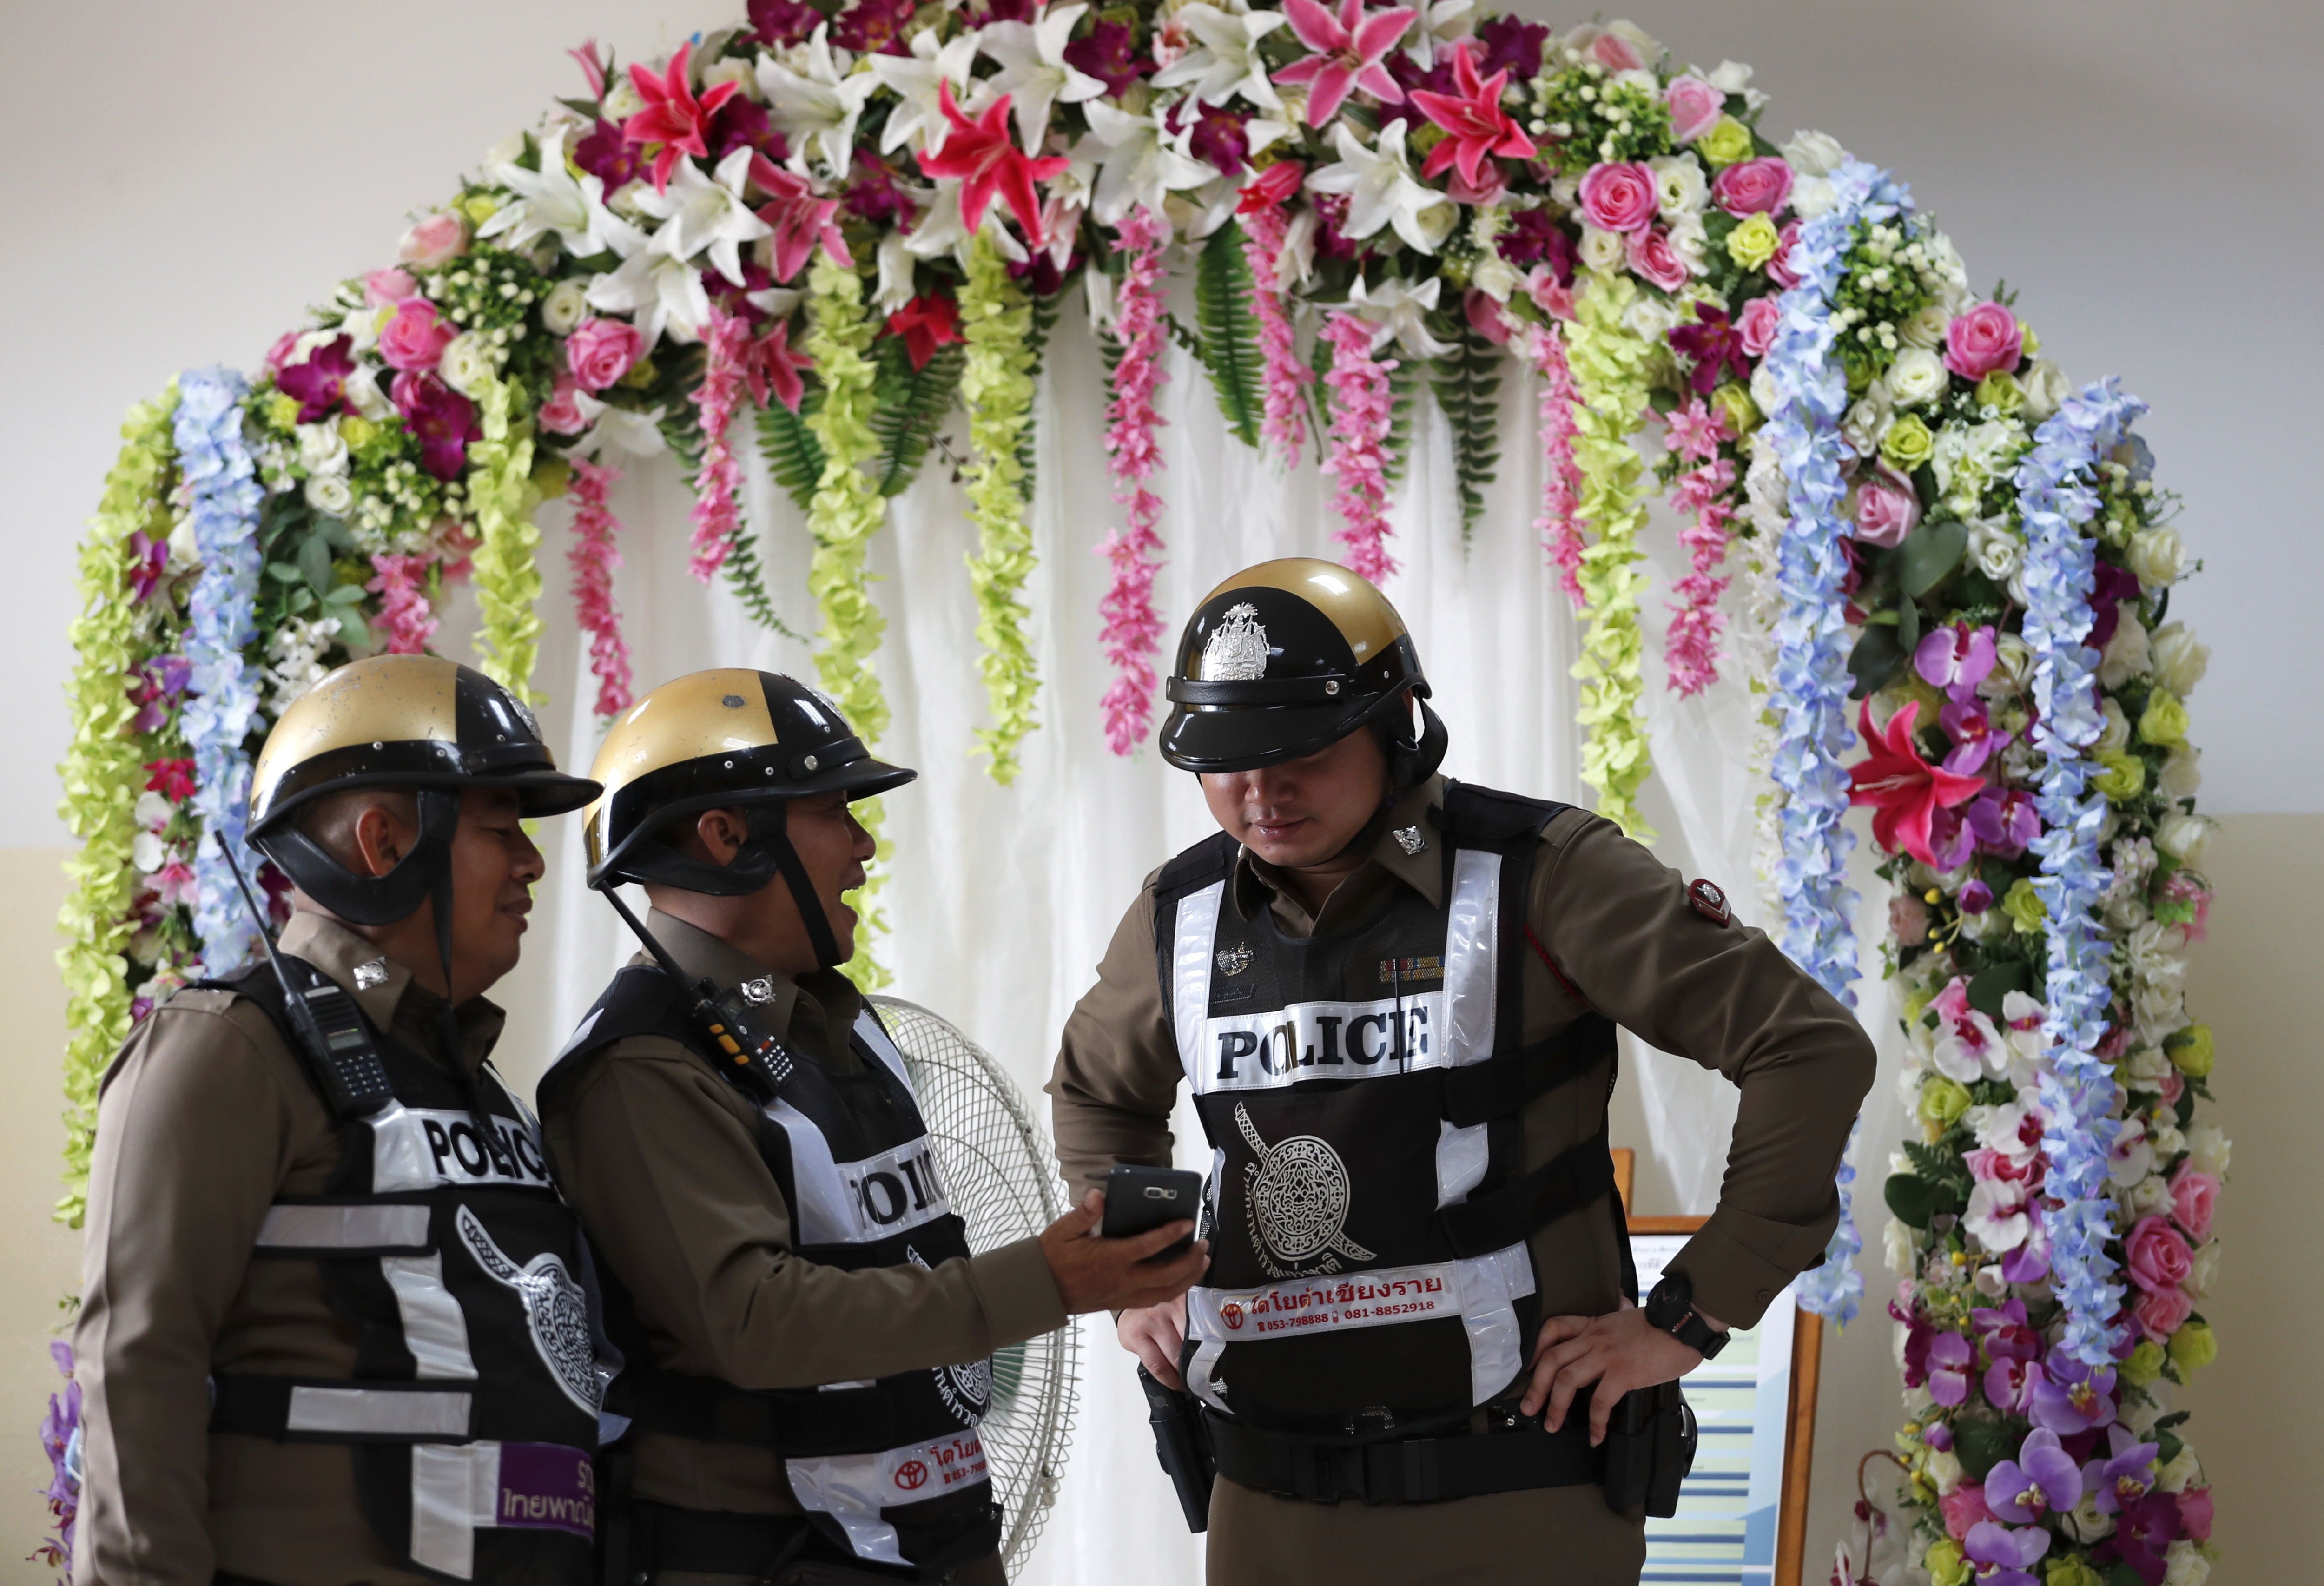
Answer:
53;7;2221;1581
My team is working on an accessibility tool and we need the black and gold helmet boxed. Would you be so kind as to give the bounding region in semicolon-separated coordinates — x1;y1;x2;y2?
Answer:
583;669;914;966
1160;558;1446;781
248;654;599;925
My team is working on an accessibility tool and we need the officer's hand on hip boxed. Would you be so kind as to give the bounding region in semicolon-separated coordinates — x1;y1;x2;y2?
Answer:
1116;1294;1189;1388
1520;1302;1724;1444
1040;1190;1208;1317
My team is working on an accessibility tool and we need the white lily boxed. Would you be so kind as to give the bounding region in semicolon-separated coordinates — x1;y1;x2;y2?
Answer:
1077;99;1212;226
583;176;649;260
1149;3;1286;110
1305;121;1456;254
477;128;599;254
1344;275;1455;359
578;405;672;462
637;146;772;287
868;29;982;156
901;187;1031;267
1402;0;1476;71
758;26;877;180
873;232;919;314
586;249;712;348
979;3;1108;153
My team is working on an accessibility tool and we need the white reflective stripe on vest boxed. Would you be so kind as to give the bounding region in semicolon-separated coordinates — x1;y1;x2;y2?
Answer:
382;1252;480;1379
762;1104;954;1246
371;1104;556;1193
285;1384;472;1438
255;1203;430;1250
410;1440;501;1581
1183;1243;1536;1413
786;1427;990;1567
1169;850;1505;1096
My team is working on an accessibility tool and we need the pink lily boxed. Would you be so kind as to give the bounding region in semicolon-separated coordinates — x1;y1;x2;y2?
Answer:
569;37;609;100
1274;0;1419;127
622;41;743;192
914;83;1070;246
1407;41;1535;188
739;319;813;414
746;155;850;282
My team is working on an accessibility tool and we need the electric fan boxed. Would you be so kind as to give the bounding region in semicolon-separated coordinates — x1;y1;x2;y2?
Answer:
870;996;1081;1574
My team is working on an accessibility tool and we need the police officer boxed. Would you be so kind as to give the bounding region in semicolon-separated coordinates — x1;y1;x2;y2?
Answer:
72;654;607;1586
539;669;1205;1586
1048;560;1876;1585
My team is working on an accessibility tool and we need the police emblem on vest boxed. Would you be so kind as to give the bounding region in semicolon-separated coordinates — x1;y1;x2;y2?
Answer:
549;968;1000;1574
200;958;604;1586
1153;784;1620;1435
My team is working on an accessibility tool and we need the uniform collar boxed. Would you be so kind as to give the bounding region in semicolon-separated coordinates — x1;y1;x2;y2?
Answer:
276;909;504;1071
1233;774;1449;924
642;908;800;1031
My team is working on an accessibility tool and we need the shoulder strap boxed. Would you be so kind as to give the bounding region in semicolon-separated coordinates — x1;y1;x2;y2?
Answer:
538;965;693;1098
1155;829;1241;905
1434;780;1572;852
190;957;394;1121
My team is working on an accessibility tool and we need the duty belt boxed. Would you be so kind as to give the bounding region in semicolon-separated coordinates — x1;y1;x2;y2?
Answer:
1205;1411;1601;1505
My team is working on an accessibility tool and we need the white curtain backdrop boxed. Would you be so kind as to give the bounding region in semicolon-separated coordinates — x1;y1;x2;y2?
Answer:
453;304;1902;1584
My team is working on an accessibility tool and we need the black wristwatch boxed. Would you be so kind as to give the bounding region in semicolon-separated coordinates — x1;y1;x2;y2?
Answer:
1644;1271;1730;1360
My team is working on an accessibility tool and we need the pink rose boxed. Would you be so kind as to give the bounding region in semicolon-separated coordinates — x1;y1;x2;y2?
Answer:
2124;1214;2193;1294
1581;26;1644;72
1464;290;1512;346
1889;891;1930;947
377;299;455;373
1526;268;1577;322
365;267;419;306
1579;161;1658;234
537;374;597;436
2169;1167;2218;1242
2178;1488;2213;1543
2155;1070;2185;1108
264;330;303;373
1849;464;1921;548
1938;1483;1995;1540
1736;295;1781;357
398;211;470;270
1665;76;1724;144
1765;220;1804;289
1625;226;1690;292
568;317;646;392
2133;1283;2194;1342
1943;302;2024;380
1711;156;1794;217
1446;166;1509;208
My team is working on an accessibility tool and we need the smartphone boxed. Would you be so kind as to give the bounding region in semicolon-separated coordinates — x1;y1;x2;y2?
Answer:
1101;1165;1203;1262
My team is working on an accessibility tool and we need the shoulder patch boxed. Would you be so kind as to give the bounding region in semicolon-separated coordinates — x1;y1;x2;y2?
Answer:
1687;878;1733;927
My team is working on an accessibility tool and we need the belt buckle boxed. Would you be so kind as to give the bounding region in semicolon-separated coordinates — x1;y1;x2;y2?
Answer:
1304;1440;1367;1503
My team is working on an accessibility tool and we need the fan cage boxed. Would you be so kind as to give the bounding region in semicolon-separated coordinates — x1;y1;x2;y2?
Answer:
871;997;1082;1573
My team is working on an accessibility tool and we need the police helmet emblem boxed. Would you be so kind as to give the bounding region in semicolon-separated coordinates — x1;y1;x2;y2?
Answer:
456;1206;604;1415
1215;943;1254;977
1201;603;1269;682
1235;1102;1374;1277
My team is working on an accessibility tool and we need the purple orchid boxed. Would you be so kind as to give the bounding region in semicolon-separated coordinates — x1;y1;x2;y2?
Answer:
1669;304;1753;394
1472;14;1551;80
1999;1215;2052;1283
1963;1520;2049;1586
1915;622;1998;700
273;334;357;423
2087;561;2142;649
1965;786;2041;859
1984;1427;2083;1523
2081;1423;2161;1515
128;655;193;734
1926;1329;1973;1408
2094;1489;2182;1586
1940;696;2013;776
2030;1347;2117;1435
1498;207;1576;284
1062;18;1150;96
36;1340;79;1573
390;371;478;481
125;530;172;603
1959;877;1995;913
1973;1301;2043;1411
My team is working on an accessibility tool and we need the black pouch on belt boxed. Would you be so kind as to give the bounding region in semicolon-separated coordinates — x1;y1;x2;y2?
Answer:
1600;1381;1697;1518
1138;1366;1217;1532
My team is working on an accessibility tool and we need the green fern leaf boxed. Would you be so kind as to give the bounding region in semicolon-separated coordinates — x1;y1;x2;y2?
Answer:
719;518;806;640
1011;291;1064;503
1382;353;1420;489
1430;322;1505;545
1193;222;1264;449
753;379;827;513
869;338;966;498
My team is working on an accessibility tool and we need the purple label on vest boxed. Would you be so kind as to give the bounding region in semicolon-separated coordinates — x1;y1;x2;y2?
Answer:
495;1442;594;1540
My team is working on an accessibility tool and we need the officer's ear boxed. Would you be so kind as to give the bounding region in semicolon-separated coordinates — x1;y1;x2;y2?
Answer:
691;807;752;868
302;787;420;879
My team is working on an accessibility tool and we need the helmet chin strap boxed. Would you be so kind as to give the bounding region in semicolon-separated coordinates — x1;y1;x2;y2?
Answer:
757;802;845;971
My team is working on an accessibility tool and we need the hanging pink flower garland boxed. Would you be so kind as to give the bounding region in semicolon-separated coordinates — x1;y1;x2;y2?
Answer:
687;308;752;583
1319;311;1398;582
1237;168;1314;466
1521;322;1586;609
568;457;635;719
366;553;439;654
1096;207;1172;757
1662;397;1738;697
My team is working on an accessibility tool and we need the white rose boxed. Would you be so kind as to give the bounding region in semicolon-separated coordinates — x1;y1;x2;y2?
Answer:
2126;1173;2173;1218
2120;1396;2162;1437
304;474;354;517
2185;1123;2231;1176
132;830;166;873
602;76;644;120
1789;174;1837;220
2156;1447;2202;1494
1979;632;2033;699
439;333;494;397
1928;231;1970;295
1967;520;2022;585
2099;609;2151;688
1578;225;1625;275
1668;215;1709;273
2060;1494;2117;1545
1960;902;2009;941
2150;622;2210;696
1749;361;1781;425
1648;153;1707;218
1780;128;1846;177
1898;304;1950;350
2096;697;2132;755
1884;347;1946;409
168;515;199;568
2159;747;2203;801
296;421;350;478
1843;390;1892;457
342;365;395;422
2149;1119;2185;1160
2162;1542;2209;1586
702;56;759;98
2122;1046;2171;1084
1471;251;1522;303
2020;359;2070;422
134;789;172;829
1922;1448;1963;1495
541;279;590;335
2155;811;2214;865
1624;295;1678;344
1882;1216;1915;1275
2187;1238;2220;1295
2127;526;2186;587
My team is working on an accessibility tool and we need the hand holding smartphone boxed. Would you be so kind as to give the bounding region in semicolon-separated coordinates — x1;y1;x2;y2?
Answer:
1101;1165;1204;1262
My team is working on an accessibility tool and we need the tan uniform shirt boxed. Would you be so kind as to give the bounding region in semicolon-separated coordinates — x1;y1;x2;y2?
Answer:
538;912;1066;1520
73;913;507;1586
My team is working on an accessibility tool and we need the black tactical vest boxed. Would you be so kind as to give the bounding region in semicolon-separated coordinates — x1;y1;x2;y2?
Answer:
1153;783;1621;1434
547;967;1000;1575
201;958;602;1586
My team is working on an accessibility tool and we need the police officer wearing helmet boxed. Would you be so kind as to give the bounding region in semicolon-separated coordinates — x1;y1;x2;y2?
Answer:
72;654;607;1586
1047;560;1875;1585
539;670;1205;1586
